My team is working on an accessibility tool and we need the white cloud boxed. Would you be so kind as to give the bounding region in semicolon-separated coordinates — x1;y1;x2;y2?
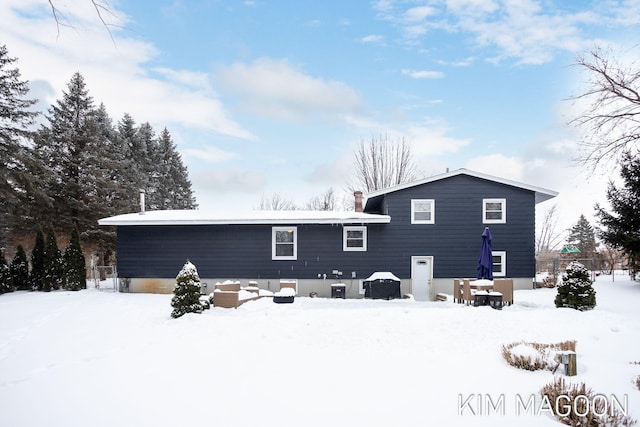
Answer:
465;154;524;181
401;69;445;79
216;57;363;120
0;0;253;140
373;0;638;64
360;34;385;43
183;146;238;163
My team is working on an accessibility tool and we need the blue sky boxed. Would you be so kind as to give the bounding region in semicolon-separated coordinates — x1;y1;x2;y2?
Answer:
2;0;639;237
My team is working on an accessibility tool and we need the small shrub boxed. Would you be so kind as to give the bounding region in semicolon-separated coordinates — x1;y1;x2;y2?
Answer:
555;261;596;310
541;377;636;426
502;340;576;371
171;260;205;318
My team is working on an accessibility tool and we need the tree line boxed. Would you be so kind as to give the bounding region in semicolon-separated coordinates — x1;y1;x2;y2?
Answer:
1;44;196;264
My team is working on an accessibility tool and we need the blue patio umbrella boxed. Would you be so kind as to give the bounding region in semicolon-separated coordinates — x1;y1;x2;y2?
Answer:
477;227;493;280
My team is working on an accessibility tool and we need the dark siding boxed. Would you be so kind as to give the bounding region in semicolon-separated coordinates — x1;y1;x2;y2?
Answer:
364;174;536;278
116;174;536;280
117;223;392;281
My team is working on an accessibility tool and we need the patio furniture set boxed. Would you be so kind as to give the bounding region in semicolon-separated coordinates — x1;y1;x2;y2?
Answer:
210;279;300;308
453;278;513;309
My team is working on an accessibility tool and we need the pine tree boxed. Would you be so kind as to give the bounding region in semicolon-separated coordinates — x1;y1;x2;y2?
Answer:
0;249;11;294
555;261;596;311
156;127;197;209
566;215;598;259
596;151;640;277
0;44;44;247
43;226;63;291
170;260;204;318
63;224;86;291
9;245;29;291
33;72;103;238
31;229;46;291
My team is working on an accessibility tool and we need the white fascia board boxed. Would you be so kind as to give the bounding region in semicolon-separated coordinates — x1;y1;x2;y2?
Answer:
98;210;391;226
364;168;558;204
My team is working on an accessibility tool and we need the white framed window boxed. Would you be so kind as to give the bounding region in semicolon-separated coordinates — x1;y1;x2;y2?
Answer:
343;226;367;251
483;198;506;224
272;227;297;260
411;199;435;224
492;251;506;277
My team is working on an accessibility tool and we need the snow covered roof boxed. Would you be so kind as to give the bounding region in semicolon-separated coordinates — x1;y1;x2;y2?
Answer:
98;209;391;226
365;168;558;205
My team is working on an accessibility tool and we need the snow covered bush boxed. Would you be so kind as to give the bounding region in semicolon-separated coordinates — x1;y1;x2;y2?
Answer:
502;341;576;371
63;225;86;291
0;249;11;294
540;377;636;426
555;261;596;311
170;260;204;318
10;245;30;291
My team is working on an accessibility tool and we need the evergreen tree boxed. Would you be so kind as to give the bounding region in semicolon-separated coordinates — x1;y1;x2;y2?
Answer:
555;261;596;311
33;72;103;238
0;249;11;294
31;229;46;291
170;260;204;318
156;127;197;209
566;215;598;259
63;224;86;291
0;44;44;247
111;113;140;213
596;151;640;277
137;122;160;209
9;244;29;291
43;226;63;291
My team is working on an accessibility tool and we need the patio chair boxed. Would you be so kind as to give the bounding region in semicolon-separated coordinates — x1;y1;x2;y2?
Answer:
453;279;463;304
462;279;476;305
492;279;513;306
279;280;297;294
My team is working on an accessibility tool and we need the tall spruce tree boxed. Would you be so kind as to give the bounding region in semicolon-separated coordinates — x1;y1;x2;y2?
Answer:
9;245;29;291
567;215;598;259
157;127;197;209
31;229;46;291
0;44;43;247
596;151;640;277
170;260;204;318
34;72;104;239
63;224;86;291
0;249;11;294
555;261;596;311
43;226;63;291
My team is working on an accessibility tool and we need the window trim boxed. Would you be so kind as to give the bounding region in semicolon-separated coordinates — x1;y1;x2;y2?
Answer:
411;199;435;224
492;251;506;277
483;198;506;224
343;226;367;251
272;226;297;260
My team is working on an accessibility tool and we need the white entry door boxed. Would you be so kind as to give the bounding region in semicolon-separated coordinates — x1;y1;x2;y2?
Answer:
411;256;433;301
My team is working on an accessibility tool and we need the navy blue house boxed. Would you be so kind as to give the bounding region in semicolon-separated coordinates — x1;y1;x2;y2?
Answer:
98;168;557;299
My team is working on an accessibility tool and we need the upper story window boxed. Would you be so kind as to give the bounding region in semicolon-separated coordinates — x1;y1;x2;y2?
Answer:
411;199;435;224
272;227;297;260
483;198;506;224
343;226;367;251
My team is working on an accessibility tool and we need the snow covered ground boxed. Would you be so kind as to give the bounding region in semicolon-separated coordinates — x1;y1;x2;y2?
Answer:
0;273;638;427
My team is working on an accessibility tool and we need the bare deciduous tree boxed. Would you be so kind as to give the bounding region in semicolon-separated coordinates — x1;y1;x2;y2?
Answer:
305;188;338;211
350;133;421;193
48;0;120;40
536;204;566;255
257;193;297;210
571;46;640;169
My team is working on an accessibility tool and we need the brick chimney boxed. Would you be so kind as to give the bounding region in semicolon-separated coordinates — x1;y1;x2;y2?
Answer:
354;191;363;213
